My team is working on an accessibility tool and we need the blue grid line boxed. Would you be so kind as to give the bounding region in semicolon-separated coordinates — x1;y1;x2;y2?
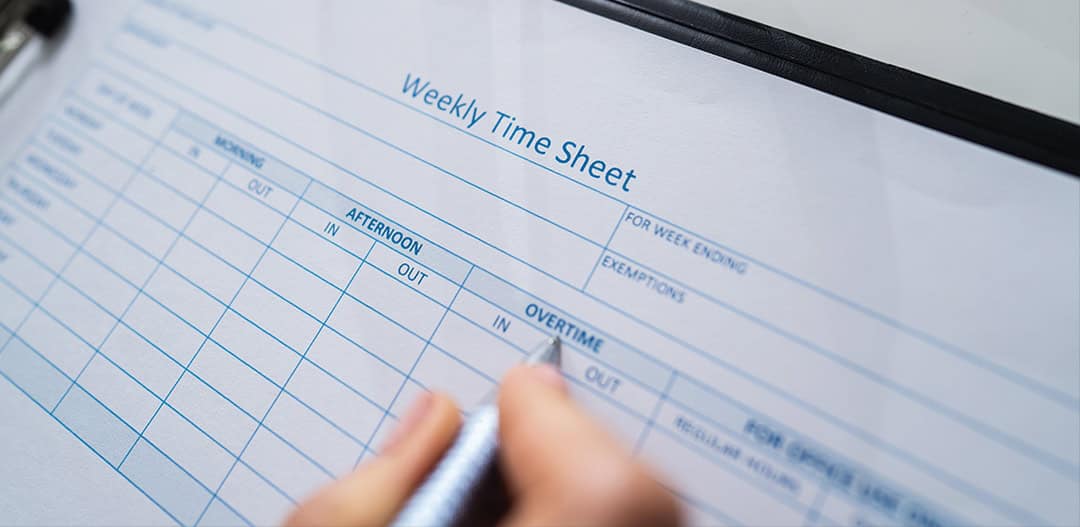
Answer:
73;56;1071;518
664;482;743;527
0;322;79;388
648;424;811;518
132;436;258;526
16;142;365;338
0;324;260;526
153;37;612;253
43;114;290;233
25;48;1062;522
91;55;774;385
70;87;515;308
1;269;344;482
14;141;421;402
458;280;669;394
0;213;104;354
0;194;288;392
582;204;628;291
358;265;474;463
53;110;197;413
456;267;1045;524
2;23;1045;527
2;117;1054;524
0;118;147;363
451;265;1047;523
48;85;682;403
175;4;1078;411
633;370;677;455
433;301;657;418
402;307;662;427
30;117;469;334
0;35;263;527
118;177;311;468
0;218;639;515
0;371;185;527
590;247;1080;478
0;251;371;467
28;138;194;241
0;238;318;522
339;267;1033;527
195;239;376;525
149;26;1080;416
0;199;398;444
803;487;830;527
47;110;153;171
34;123;448;325
664;373;1045;525
0;191;393;448
99;56;606;299
2;228;833;527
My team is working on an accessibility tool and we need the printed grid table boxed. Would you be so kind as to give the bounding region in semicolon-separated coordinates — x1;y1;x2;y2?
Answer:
0;67;966;527
1;3;1076;526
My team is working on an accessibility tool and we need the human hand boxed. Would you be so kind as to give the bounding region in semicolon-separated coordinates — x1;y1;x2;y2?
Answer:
285;363;682;527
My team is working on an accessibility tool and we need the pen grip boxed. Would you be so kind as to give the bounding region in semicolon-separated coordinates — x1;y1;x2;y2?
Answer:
390;405;500;527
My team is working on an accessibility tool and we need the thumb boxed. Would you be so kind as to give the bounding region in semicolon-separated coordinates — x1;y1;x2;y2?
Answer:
497;364;681;527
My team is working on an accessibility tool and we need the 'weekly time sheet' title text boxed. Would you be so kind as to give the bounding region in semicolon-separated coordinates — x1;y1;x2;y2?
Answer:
401;73;639;193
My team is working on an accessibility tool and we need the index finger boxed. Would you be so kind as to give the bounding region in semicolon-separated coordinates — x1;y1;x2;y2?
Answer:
497;364;681;527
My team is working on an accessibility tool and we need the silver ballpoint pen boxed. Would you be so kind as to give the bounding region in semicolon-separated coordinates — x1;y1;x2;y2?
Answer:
390;337;562;527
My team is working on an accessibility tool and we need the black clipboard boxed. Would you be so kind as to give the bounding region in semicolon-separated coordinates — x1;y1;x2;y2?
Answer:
559;0;1080;177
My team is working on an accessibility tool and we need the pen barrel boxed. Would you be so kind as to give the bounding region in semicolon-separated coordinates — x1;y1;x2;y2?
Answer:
390;405;500;527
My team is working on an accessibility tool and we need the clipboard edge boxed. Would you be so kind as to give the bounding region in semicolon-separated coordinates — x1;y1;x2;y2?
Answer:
559;0;1080;177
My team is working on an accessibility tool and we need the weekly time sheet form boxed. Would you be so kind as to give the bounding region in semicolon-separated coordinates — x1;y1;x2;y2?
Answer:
1;1;1077;525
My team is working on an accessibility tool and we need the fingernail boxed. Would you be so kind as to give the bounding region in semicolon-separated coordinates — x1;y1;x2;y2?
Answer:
525;363;566;392
381;391;434;453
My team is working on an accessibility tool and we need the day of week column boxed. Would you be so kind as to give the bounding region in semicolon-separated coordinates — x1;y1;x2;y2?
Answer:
0;143;85;406
0;228;66;411
1;82;163;392
10;71;192;491
0;143;117;423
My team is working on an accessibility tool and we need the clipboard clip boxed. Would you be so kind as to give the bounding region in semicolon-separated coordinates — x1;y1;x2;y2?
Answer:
0;0;71;104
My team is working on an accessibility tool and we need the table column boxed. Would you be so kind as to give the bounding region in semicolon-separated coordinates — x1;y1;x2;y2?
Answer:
637;374;829;526
252;197;377;485
302;182;473;460
451;268;671;446
0;194;70;409
639;371;959;527
0;136;97;410
219;202;376;519
9;76;184;480
53;101;218;464
110;115;306;526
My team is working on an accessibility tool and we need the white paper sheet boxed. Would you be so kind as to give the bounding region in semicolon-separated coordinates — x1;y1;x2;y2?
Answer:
1;1;1077;525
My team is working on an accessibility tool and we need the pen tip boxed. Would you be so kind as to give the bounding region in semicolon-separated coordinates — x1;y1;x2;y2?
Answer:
527;336;561;367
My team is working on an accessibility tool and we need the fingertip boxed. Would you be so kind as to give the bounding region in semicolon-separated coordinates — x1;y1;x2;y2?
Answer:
394;390;461;457
527;363;567;392
499;364;567;403
380;390;435;453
